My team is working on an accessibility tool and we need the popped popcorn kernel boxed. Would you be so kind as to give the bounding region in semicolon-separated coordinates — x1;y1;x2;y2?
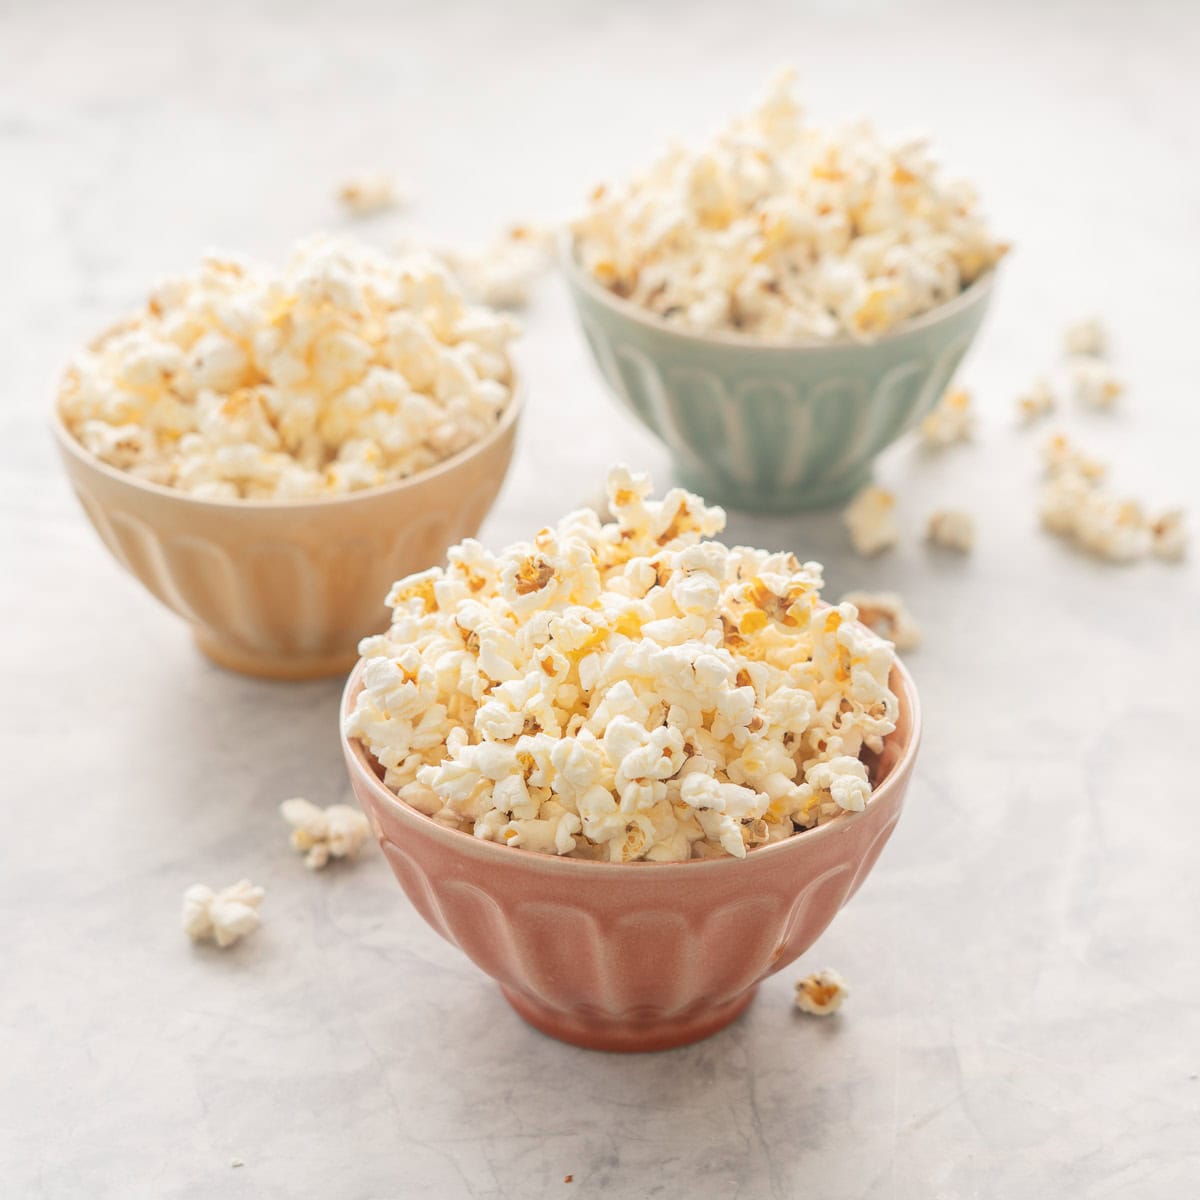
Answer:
794;967;848;1015
60;236;517;500
840;590;920;652
1016;377;1057;424
926;508;975;553
280;798;372;869
843;485;898;556
919;387;974;448
1063;317;1107;358
182;880;264;948
1070;358;1123;411
1150;509;1188;562
336;171;405;217
346;467;899;861
573;70;1006;342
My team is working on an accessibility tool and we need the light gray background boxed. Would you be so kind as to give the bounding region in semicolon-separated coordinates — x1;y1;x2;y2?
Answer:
3;1;1198;1197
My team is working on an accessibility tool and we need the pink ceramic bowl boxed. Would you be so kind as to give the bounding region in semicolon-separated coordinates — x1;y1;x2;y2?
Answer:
341;656;920;1053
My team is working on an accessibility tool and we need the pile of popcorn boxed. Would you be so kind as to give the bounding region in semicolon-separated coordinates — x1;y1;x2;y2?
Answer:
345;467;900;862
573;70;1007;341
59;236;517;500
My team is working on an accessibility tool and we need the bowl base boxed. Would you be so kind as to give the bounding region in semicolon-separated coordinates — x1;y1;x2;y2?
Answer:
674;462;873;513
500;984;758;1053
193;629;359;681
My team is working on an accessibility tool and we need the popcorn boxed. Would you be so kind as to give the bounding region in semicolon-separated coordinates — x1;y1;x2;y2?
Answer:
346;467;899;861
1150;509;1188;561
182;880;264;948
926;508;975;553
919;387;973;448
794;967;848;1015
573;70;1007;342
59;237;517;499
336;171;404;216
1063;317;1107;358
1070;358;1123;410
280;798;372;869
440;225;555;310
843;485;898;556
1038;436;1183;564
1016;377;1057;424
840;591;920;652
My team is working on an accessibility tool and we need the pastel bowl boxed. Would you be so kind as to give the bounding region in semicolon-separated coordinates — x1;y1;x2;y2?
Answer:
52;394;521;680
563;240;995;511
341;654;920;1052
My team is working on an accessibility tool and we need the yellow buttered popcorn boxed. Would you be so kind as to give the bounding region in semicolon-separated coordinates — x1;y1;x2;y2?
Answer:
346;467;900;862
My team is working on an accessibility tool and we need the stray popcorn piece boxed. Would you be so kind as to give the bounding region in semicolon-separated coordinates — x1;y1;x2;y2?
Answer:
345;466;899;862
841;590;920;652
843;485;898;556
441;225;555;310
794;968;848;1016
336;171;405;216
280;798;372;869
919;387;973;448
926;508;975;553
1070;358;1123;410
59;236;517;500
1042;433;1105;483
182;880;264;948
1063;317;1107;358
574;70;1007;342
1016;377;1057;424
1150;509;1188;561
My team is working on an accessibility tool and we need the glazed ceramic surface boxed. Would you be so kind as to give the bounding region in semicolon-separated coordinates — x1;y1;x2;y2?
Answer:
342;656;920;1052
563;243;995;511
52;395;520;679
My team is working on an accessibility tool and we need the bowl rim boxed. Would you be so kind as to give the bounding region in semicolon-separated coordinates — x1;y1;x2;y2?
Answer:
559;229;997;353
340;646;921;877
49;377;524;513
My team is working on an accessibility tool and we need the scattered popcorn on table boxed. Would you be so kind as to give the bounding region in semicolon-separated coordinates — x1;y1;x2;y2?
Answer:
573;70;1007;342
840;590;920;652
794;968;848;1015
336;171;405;217
843;485;898;556
1038;435;1184;564
1150;509;1188;561
1070;358;1123;411
919;387;974;448
59;236;518;499
926;508;975;553
440;225;555;310
1063;317;1107;358
345;466;900;861
1016;377;1057;424
182;880;264;948
280;798;372;869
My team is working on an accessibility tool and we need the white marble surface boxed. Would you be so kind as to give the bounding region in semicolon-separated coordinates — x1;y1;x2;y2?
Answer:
3;1;1199;1196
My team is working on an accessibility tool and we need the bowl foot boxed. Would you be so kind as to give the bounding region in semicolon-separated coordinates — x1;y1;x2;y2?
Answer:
500;984;758;1053
674;461;873;512
193;629;359;681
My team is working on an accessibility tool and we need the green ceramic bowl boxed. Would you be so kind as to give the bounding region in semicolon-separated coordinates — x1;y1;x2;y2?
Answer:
563;239;996;511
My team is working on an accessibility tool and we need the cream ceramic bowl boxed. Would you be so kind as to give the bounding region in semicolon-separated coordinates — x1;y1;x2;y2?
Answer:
341;654;920;1053
563;237;996;511
53;393;521;680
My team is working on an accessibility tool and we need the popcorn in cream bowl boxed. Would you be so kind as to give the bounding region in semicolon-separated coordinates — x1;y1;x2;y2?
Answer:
53;235;521;678
564;70;1004;511
341;467;920;1050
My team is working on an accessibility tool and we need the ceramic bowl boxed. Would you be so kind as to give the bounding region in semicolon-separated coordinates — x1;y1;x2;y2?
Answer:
341;654;920;1052
52;394;521;680
562;239;995;511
